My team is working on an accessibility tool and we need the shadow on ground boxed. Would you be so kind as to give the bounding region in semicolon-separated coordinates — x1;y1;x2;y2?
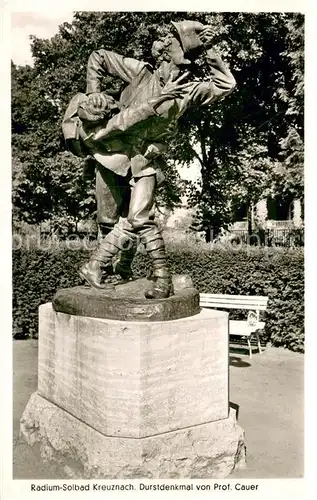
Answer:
229;356;251;368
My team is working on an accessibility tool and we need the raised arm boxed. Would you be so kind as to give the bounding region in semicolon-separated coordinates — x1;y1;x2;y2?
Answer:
180;26;236;109
181;50;235;111
86;49;147;94
205;47;236;96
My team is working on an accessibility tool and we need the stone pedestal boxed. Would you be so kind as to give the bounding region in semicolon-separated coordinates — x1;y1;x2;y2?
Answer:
20;302;246;478
21;393;245;479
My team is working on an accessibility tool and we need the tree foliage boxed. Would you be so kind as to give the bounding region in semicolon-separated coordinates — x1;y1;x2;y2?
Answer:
171;12;304;232
11;12;304;231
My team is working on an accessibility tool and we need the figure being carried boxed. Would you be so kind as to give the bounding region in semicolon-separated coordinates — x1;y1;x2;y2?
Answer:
62;20;236;299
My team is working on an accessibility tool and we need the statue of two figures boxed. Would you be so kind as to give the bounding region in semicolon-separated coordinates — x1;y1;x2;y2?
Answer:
62;20;236;299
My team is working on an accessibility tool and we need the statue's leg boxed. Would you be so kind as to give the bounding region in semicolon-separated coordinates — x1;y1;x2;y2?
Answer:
95;164;125;233
79;225;136;289
99;170;138;281
112;218;138;281
79;166;135;288
127;175;173;299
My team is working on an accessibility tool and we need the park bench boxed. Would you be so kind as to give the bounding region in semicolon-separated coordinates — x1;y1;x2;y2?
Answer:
199;293;269;359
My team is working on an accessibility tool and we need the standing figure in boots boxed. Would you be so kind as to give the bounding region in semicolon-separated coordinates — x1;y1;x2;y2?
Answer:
62;20;236;299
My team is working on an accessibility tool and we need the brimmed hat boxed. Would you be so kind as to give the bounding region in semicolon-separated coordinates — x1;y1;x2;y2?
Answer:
171;20;205;53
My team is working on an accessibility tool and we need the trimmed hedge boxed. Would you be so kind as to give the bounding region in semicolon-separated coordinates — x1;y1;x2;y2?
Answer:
12;245;304;352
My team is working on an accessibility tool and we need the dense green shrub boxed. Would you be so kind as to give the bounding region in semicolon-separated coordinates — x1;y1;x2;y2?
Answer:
13;247;89;338
12;244;304;352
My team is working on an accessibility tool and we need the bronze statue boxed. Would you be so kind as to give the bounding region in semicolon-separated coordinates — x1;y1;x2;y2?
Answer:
62;20;236;299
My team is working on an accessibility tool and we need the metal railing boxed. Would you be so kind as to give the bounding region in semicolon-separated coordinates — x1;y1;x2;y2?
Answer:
230;228;304;247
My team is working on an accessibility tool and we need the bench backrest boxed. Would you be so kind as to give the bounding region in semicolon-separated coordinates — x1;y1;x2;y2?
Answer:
199;293;268;311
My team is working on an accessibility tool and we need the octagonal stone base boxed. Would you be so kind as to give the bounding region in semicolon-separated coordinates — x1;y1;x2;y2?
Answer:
37;304;229;438
20;393;246;479
20;302;246;478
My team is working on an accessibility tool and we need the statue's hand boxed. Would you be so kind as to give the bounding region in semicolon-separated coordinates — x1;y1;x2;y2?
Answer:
198;26;215;49
162;71;190;95
150;72;190;111
87;92;105;109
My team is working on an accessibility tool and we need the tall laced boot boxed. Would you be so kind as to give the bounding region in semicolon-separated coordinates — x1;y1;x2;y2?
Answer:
98;223;115;278
79;226;134;289
138;225;173;299
113;242;137;281
79;259;113;290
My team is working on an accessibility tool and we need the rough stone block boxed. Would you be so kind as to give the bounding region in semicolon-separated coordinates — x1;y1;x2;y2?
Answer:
21;392;246;479
38;303;229;438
